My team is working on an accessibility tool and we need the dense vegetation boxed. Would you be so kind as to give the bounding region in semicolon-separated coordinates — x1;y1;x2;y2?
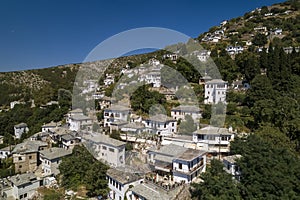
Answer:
59;145;109;197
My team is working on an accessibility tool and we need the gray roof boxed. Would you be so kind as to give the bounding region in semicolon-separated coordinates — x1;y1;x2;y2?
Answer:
10;173;37;187
61;134;76;141
14;123;27;128
106;168;142;185
84;133;126;147
40;147;72;160
171;105;201;112
122;122;145;130
176;148;206;161
70;114;92;121
69;108;83;113
105;104;131;112
194;126;232;135
148;144;187;157
42;121;57;128
130;182;183;200
12;140;48;154
206;79;228;84
223;154;242;164
146;114;175;123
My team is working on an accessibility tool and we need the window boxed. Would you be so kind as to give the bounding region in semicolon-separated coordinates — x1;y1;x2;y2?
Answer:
172;123;174;127
29;156;32;159
104;112;109;116
102;146;107;150
164;123;166;128
179;163;182;169
18;157;22;161
19;165;22;168
24;193;27;198
109;148;115;152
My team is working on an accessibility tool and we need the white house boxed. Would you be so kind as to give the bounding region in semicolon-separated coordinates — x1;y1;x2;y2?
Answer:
142;114;177;136
83;133;126;167
60;132;81;150
104;105;131;128
0;146;12;159
3;173;40;200
69;114;93;132
148;144;206;183
106;168;143;200
171;105;201;122
204;79;228;104
41;121;58;133
66;108;84;124
193;126;235;153
39;147;72;175
172;148;206;183
225;46;244;55
14;123;29;139
104;74;115;86
223;154;242;180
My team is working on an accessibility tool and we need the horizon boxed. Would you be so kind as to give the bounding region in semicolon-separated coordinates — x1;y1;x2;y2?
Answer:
0;0;285;72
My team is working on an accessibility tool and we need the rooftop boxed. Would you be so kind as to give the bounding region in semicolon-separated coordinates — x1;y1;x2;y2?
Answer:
12;140;48;154
122;122;145;129
40;147;72;160
70;114;92;121
10;173;37;187
206;79;228;84
148;144;187;157
147;114;175;123
223;154;242;163
69;108;83;113
194;126;232;135
14;123;27;128
105;104;131;112
171;105;201;112
83;133;126;147
176;149;206;161
106;168;142;185
42;121;58;127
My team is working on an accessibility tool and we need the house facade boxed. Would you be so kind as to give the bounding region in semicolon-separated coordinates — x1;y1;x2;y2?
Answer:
39;147;72;176
193;126;235;153
223;154;242;180
83;133;126;167
14;123;29;139
106;168;143;200
204;79;228;104
12;141;48;173
171;105;201;122
142;114;177;136
104;105;131;128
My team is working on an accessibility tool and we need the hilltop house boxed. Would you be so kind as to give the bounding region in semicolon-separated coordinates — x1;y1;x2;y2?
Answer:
41;121;58;133
104;105;131;128
204;79;228;104
107;168;143;200
148;144;206;183
12;140;48;173
2;173;41;200
193;126;235;154
60;132;81;150
14;123;29;139
171;105;201;122
83;133;126;167
39;147;72;176
142;114;177;136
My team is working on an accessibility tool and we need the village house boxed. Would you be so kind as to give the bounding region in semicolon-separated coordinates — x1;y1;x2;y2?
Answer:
83;133;126;167
14;123;29;139
225;46;244;55
99;96;115;110
199;74;212;85
66;108;84;123
0;146;12;159
223;154;242;180
12;140;48;173
106;168;143;200
41;121;58;133
104;74;115;86
193;126;235;154
1;173;41;200
60;132;81;150
171;105;201;122
39;147;72;176
68;114;93;132
148;144;206;183
142;114;177;136
121;122;145;135
204;79;228;104
30;131;51;142
104;105;131;128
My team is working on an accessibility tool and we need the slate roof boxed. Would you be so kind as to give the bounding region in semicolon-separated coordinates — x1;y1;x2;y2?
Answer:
40;147;72;160
14;123;27;128
171;105;201;112
194;126;231;135
106;168;142;185
10;173;37;187
84;133;125;147
12;140;48;154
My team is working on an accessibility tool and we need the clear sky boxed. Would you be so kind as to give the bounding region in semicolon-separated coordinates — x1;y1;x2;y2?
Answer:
0;0;284;72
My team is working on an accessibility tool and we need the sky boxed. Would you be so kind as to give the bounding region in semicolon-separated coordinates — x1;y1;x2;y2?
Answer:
0;0;285;72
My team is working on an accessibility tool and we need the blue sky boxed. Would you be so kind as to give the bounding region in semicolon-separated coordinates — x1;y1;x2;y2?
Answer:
0;0;284;72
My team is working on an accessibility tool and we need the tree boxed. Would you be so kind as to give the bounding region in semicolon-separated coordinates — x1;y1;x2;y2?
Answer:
252;33;268;47
178;115;197;134
59;146;109;197
191;159;241;200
